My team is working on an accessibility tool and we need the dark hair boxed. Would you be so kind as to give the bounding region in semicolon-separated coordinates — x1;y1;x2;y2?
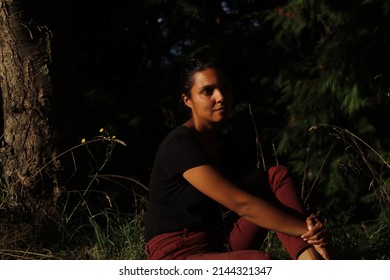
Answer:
181;58;221;97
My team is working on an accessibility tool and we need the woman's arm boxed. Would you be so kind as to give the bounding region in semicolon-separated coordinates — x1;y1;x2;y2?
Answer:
183;164;309;237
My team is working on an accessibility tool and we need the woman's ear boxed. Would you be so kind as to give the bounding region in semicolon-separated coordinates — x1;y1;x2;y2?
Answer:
181;93;192;108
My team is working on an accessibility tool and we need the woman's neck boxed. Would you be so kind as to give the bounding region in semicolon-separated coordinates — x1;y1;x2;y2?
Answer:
183;119;221;165
183;118;218;137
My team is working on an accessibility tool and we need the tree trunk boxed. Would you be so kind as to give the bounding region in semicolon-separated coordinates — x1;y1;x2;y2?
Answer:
0;0;62;214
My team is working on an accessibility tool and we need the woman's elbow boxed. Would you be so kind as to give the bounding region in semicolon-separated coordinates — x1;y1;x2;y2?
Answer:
231;201;253;218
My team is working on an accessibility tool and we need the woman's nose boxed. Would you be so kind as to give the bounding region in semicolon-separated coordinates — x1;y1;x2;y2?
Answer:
214;89;224;103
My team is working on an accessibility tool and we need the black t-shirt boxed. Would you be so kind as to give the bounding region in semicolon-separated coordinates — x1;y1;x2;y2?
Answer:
144;126;225;242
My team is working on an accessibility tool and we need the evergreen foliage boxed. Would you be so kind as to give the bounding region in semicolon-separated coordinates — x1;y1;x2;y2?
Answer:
260;0;390;232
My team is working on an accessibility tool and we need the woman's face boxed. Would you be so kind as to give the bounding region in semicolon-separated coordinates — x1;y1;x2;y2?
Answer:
182;67;233;128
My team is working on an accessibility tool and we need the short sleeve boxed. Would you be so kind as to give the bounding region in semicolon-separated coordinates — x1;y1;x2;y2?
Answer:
156;126;211;178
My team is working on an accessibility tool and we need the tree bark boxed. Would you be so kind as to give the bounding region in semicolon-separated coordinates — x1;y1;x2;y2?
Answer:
0;0;62;214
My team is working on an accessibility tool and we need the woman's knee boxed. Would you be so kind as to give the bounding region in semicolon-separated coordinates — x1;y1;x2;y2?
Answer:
268;165;289;178
267;165;291;189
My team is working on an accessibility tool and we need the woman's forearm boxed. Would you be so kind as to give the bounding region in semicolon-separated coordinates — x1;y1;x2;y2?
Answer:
234;195;308;237
183;165;309;237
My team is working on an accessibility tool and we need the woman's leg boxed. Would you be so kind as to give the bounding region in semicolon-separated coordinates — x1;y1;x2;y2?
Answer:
228;215;268;251
267;166;313;259
145;229;270;260
228;166;312;259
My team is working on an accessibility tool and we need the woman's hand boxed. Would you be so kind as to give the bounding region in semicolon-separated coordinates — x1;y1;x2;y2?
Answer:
301;214;330;260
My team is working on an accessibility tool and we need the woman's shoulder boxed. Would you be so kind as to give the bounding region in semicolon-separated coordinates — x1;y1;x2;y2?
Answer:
156;125;200;156
154;125;210;171
167;125;192;136
162;125;194;144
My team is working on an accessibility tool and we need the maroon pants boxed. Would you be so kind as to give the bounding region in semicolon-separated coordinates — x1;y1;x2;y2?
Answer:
145;166;311;260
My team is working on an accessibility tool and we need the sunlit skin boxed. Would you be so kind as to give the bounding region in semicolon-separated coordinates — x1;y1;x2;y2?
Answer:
181;67;329;259
182;68;233;132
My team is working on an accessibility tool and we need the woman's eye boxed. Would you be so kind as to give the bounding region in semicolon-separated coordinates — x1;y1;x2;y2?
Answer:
202;87;214;95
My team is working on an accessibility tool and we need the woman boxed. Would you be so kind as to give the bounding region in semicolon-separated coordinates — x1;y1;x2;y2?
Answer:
144;58;329;260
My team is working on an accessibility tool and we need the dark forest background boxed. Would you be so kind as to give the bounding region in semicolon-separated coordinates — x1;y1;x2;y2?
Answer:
1;0;390;259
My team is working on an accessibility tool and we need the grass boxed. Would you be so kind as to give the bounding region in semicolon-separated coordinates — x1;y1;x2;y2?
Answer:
0;129;147;260
64;210;146;260
1;191;389;260
0;186;147;260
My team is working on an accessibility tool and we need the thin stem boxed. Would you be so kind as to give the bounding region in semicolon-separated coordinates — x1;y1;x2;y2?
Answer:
304;141;335;205
249;104;266;171
310;124;390;170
